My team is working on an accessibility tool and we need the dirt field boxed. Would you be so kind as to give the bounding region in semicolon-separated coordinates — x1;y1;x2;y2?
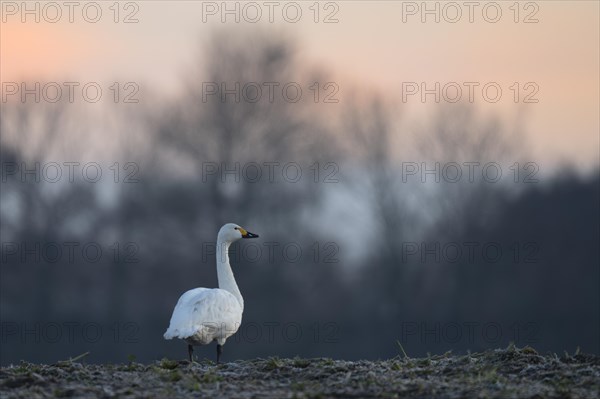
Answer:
1;346;598;398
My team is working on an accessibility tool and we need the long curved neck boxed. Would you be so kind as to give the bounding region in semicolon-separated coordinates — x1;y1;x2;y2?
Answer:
216;240;244;309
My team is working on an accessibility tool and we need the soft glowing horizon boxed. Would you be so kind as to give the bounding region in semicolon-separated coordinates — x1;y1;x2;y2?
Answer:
2;1;598;172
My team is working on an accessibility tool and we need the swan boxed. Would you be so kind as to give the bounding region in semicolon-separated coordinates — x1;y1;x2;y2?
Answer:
164;223;259;363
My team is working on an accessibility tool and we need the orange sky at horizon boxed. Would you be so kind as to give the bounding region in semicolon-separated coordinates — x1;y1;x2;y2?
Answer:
1;1;598;171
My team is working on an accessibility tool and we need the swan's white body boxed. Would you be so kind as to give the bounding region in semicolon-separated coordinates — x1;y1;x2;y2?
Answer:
164;287;242;345
164;223;258;360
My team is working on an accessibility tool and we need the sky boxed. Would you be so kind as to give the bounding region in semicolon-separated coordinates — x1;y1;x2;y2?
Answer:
1;1;599;171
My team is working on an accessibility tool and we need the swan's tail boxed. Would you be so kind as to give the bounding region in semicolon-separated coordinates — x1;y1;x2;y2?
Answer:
164;328;186;340
164;327;196;340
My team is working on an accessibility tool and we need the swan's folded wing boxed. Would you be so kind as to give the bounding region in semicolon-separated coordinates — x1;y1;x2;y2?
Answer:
164;288;242;341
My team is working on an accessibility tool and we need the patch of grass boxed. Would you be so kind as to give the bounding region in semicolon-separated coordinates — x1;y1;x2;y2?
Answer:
56;351;90;366
199;369;222;384
521;346;538;355
264;357;283;371
159;358;179;370
396;340;410;360
188;381;201;391
291;381;306;391
293;357;311;368
477;367;503;384
164;370;182;382
320;358;334;366
201;358;215;366
391;361;403;371
12;363;34;374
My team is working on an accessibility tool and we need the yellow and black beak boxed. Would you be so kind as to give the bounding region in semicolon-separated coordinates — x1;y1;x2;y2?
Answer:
239;227;259;239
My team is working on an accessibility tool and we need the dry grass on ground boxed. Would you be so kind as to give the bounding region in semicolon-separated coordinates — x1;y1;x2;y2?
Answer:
1;346;599;398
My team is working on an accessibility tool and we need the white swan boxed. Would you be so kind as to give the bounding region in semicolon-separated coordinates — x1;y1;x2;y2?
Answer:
164;223;259;363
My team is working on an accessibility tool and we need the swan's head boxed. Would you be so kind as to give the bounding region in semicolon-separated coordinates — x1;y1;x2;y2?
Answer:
218;223;259;243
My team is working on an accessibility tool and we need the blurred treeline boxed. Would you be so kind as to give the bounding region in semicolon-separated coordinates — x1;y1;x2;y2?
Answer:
1;34;598;363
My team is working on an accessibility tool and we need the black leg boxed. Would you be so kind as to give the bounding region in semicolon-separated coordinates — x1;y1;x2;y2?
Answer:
216;344;223;364
188;344;194;362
